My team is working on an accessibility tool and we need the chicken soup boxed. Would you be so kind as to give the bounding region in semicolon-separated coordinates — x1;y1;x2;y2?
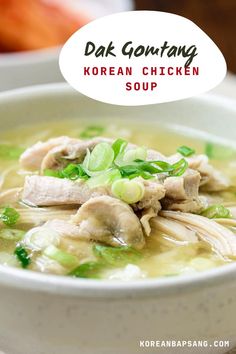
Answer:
0;120;235;280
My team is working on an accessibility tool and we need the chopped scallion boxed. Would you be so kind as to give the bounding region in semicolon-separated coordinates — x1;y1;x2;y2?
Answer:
0;207;20;226
93;245;142;266
69;261;104;278
14;246;31;268
112;138;128;159
0;144;25;160
111;178;144;204
44;245;79;268
84;143;114;173
44;169;62;178
123;147;147;164
177;145;195;157
80;126;104;139
205;142;236;160
44;164;88;181
60;163;88;180
170;158;188;177
87;169;121;188
201;204;232;219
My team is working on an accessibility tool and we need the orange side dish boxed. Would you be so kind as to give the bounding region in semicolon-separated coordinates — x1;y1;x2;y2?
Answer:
0;0;89;52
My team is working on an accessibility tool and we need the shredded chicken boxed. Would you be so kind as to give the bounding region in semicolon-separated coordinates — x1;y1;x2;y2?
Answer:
16;207;77;226
140;208;156;236
160;210;236;257
151;216;198;243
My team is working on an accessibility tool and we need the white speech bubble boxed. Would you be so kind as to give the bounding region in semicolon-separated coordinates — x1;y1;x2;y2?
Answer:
59;11;227;106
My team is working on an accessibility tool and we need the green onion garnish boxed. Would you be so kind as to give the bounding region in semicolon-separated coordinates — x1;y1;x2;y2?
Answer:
177;145;195;157
14;246;31;268
69;261;104;279
93;245;142;266
112;138;128;159
87;169;121;188
80;126;104;139
201;204;232;219
0;144;25;160
44;245;79;268
205;142;236;160
118;158;188;179
111;178;144;204
44;169;62;178
60;164;88;180
0;207;20;226
169;158;188;177
84;142;114;173
44;164;89;181
46;139;188;185
69;245;142;279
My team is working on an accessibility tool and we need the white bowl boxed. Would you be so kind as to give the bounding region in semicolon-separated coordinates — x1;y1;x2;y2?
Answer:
0;84;236;354
0;0;133;92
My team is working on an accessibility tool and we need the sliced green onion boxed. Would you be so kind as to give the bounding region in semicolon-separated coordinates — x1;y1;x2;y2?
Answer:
0;207;20;226
111;178;144;204
69;261;104;278
80;125;104;139
177;145;195;157
23;227;60;251
44;245;78;268
14;246;31;268
112;138;128;159
44;164;89;181
44;169;62;178
83;143;114;174
118;159;186;179
123;147;147;164
89;143;114;171
0;228;25;241
201;204;232;219
87;169;121;189
60;163;88;180
0;144;25;160
205;142;236;160
170;158;188;177
136;160;174;173
93;245;142;266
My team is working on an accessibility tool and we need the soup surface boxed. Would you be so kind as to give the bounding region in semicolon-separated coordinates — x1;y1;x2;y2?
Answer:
0;119;236;280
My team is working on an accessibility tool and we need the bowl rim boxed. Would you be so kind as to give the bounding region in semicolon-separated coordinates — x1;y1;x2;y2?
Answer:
0;46;61;67
0;83;236;298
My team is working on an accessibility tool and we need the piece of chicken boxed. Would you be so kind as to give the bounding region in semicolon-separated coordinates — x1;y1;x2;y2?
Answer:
20;136;78;171
40;137;111;173
71;196;145;249
160;210;236;258
22;175;110;206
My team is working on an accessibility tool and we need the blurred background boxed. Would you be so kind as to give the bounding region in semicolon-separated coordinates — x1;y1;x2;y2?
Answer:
0;0;235;98
136;0;236;74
